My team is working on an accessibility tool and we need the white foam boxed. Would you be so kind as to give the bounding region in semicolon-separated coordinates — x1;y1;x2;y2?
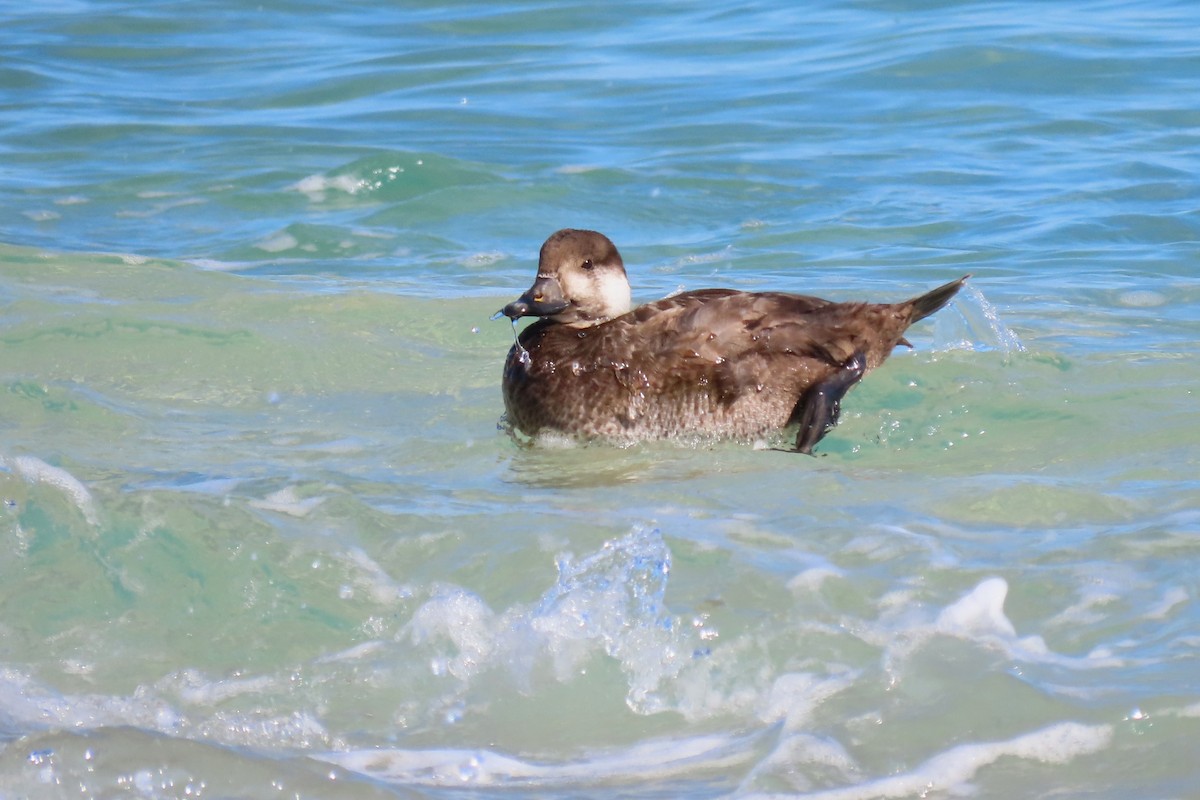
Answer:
338;547;414;606
168;668;276;706
195;708;334;750
759;672;856;733
291;173;365;201
1164;702;1200;718
0;665;181;734
1143;586;1188;620
787;565;846;594
461;250;506;266
317;640;387;664
876;578;1129;675
740;733;859;793
674;246;732;267
1044;587;1121;628
248;486;325;517
531;430;581;449
188;258;255;272
1118;289;1166;307
254;231;299;253
0;664;350;752
407;586;499;680
4;454;98;525
935;576;1016;638
746;721;1112;800
325;729;763;787
115;196;206;219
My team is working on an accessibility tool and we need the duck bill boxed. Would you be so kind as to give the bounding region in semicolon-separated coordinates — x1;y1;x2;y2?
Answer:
499;275;570;319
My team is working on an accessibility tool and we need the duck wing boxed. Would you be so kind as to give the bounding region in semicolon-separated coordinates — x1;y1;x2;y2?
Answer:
626;289;875;369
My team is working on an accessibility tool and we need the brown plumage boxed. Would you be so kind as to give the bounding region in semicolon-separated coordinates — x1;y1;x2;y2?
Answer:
499;229;968;453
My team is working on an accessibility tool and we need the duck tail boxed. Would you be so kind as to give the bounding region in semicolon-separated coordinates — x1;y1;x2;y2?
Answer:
908;275;970;323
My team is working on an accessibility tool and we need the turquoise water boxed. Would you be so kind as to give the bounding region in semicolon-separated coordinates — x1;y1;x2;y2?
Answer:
2;1;1198;797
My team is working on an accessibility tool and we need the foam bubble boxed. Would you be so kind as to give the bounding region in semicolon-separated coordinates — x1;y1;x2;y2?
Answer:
1143;586;1188;620
170;669;276;706
745;722;1112;800
4;454;98;525
188;258;253;272
759;672;856;733
531;430;580;449
935;576;1016;638
877;578;1129;676
742;733;859;793
325;729;764;787
0;656;340;753
254;232;299;253
317;640;386;664
675;246;732;267
291;173;365;201
1165;702;1200;718
248;486;325;517
1118;289;1166;307
0;666;180;734
787;565;845;593
407;586;498;680
338;547;414;606
462;250;506;266
1044;587;1121;628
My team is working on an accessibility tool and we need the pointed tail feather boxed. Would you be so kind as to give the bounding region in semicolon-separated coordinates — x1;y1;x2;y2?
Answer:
908;275;970;323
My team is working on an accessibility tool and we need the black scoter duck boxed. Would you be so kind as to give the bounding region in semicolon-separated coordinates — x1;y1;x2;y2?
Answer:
499;229;967;453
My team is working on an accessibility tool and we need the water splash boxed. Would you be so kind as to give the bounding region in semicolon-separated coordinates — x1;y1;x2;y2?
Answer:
531;526;679;713
492;311;531;364
931;283;1025;356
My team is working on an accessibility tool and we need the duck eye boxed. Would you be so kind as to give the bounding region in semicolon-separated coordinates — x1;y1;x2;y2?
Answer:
581;259;594;270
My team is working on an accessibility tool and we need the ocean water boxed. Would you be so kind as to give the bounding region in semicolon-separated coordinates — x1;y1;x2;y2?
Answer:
1;0;1198;797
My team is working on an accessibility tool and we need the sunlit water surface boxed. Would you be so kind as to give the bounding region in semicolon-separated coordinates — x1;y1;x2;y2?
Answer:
1;1;1198;798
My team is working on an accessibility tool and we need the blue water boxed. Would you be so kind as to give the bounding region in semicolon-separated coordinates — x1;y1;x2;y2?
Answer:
1;1;1198;798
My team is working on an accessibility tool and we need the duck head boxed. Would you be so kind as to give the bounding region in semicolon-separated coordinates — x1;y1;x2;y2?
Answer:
500;229;632;327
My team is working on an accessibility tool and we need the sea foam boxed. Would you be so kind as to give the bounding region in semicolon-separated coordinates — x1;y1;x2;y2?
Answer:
746;721;1112;800
3;454;98;526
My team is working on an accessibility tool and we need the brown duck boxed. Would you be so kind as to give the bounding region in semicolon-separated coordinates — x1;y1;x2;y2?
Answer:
498;229;967;454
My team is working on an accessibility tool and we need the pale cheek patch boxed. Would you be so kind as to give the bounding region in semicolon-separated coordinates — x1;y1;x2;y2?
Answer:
558;270;631;321
557;270;587;302
595;273;632;318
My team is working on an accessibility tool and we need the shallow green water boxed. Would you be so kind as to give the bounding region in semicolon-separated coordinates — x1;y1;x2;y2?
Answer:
2;1;1199;798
